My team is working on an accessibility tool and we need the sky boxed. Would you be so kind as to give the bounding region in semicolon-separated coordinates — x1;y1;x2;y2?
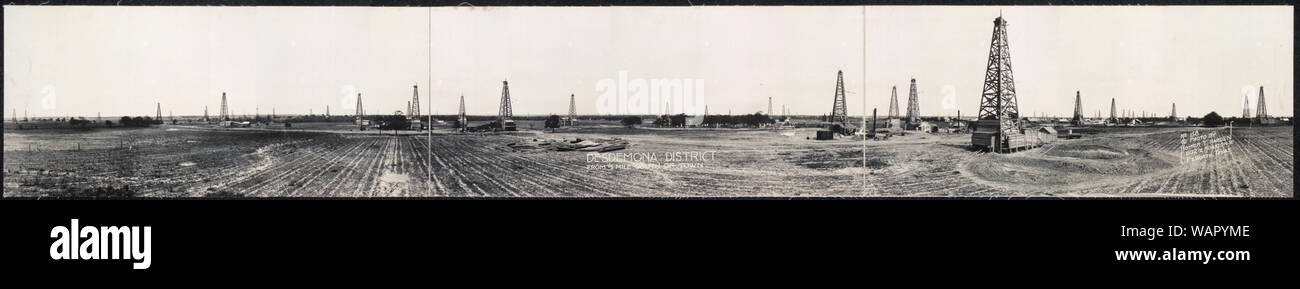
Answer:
3;6;1292;119
866;6;1293;119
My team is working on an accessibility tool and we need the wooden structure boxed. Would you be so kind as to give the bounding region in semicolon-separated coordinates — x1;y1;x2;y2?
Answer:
498;80;517;131
971;14;1032;152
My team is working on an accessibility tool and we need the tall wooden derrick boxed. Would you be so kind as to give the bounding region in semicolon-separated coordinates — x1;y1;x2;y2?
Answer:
566;94;577;126
1071;91;1083;125
1242;94;1250;118
829;70;848;124
457;95;468;131
1109;98;1117;123
1170;102;1177;120
220;92;229;121
888;86;899;119
1256;86;1267;120
355;93;364;117
498;80;516;131
411;85;421;117
156;103;162;122
906;78;920;124
972;15;1028;152
355;93;366;129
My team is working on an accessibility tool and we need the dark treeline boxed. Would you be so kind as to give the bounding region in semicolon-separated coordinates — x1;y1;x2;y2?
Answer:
636;113;778;128
281;115;357;123
117;116;157;127
702;113;774;127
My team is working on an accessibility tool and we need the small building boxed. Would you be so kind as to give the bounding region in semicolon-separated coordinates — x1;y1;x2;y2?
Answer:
219;120;251;128
1038;126;1057;136
408;118;424;130
909;121;933;132
815;130;835;140
685;115;704;127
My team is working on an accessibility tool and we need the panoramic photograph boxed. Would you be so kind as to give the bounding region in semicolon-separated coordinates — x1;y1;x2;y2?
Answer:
3;6;1292;198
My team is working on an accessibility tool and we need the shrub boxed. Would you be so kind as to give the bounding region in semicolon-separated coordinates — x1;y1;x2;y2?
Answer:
545;115;561;130
1201;111;1224;127
621;116;643;127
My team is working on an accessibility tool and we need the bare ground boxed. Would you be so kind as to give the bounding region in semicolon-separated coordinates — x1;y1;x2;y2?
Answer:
3;124;1292;197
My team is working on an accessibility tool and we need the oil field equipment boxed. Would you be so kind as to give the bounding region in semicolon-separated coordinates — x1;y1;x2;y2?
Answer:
498;80;517;131
971;14;1030;152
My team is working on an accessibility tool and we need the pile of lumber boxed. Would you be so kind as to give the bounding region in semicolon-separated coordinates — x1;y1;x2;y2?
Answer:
506;137;629;152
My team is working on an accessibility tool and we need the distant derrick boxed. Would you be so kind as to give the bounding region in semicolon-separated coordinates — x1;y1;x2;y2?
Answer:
411;85;421;117
1256;86;1267;120
355;93;364;117
220;92;229;121
888;86;899;119
1170;102;1177;120
156;103;162;121
1071;91;1083;125
1109;98;1117;123
906;78;920;124
1243;94;1251;118
458;95;467;131
829;70;848;124
566;94;577;126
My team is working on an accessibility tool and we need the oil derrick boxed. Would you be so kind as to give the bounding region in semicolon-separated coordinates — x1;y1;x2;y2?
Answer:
830;70;848;124
355;93;364;117
1170;103;1177;120
972;14;1026;152
567;93;577;126
326;105;330;117
1256;86;1267;120
411;85;421;118
498;80;515;131
156;103;162;121
1071;91;1083;125
888;86;899;119
458;95;467;130
407;101;412;118
1242;94;1250;118
906;78;920;124
11;109;16;123
220;92;229;121
204;106;209;122
768;97;773;116
1109;98;1117;123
